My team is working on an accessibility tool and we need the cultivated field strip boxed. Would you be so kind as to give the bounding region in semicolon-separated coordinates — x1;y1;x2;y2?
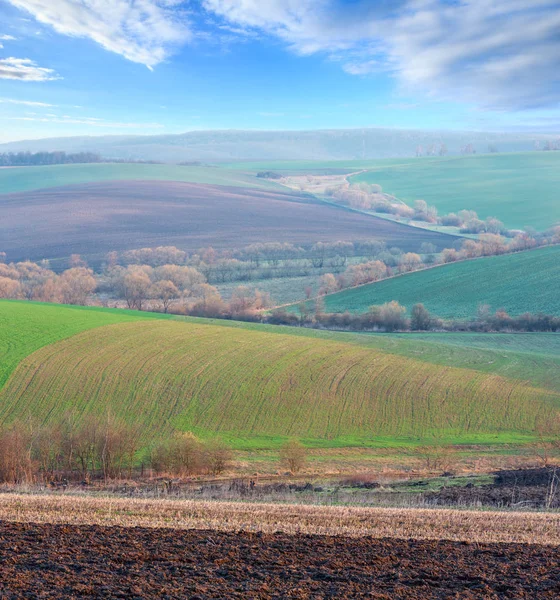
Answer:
1;494;560;545
319;245;560;318
0;163;281;195
0;320;556;439
0;180;456;263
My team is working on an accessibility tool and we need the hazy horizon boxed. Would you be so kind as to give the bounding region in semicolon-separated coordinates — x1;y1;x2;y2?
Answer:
1;1;559;143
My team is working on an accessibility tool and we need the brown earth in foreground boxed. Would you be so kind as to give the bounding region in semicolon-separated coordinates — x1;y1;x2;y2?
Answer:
0;180;457;263
0;521;558;599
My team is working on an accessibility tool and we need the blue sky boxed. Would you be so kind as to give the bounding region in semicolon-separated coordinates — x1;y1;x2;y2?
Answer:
0;0;559;142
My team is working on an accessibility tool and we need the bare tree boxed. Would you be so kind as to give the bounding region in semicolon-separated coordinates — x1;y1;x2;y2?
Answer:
280;440;308;474
150;280;179;313
203;439;233;475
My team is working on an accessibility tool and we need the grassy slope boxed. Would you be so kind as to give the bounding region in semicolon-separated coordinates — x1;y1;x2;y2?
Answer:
315;246;560;319
0;301;165;389
0;163;279;195
0;302;558;447
350;152;560;230
2;300;559;393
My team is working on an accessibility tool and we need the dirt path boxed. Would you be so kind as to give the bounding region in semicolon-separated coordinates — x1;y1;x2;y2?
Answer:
0;521;558;598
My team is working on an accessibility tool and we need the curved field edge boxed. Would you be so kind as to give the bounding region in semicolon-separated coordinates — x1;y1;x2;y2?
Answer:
2;300;559;397
1;319;557;447
348;152;560;230
311;246;560;319
0;163;280;195
0;301;162;390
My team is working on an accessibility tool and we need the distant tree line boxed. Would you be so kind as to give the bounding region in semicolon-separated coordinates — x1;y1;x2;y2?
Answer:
0;151;164;167
0;151;103;166
270;302;560;333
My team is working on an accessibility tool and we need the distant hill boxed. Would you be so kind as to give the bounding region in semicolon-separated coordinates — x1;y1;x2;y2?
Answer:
0;128;553;163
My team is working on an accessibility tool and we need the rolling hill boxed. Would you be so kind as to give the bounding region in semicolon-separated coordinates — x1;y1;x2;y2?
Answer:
315;246;560;319
0;163;280;196
0;180;457;264
0;128;550;162
0;301;558;447
349;152;560;231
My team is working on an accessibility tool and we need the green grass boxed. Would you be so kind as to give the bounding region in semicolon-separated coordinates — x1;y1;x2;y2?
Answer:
0;301;558;448
314;246;560;319
0;301;158;390
0;163;280;195
349;152;560;230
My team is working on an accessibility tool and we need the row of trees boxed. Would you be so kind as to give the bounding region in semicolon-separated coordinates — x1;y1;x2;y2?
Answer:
0;416;238;484
0;261;96;305
270;302;560;333
0;151;103;166
0;152;164;167
327;182;513;235
117;241;391;269
0;416;312;484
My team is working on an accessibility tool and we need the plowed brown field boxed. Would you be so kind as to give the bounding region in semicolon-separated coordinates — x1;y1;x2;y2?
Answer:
0;180;457;263
0;521;558;599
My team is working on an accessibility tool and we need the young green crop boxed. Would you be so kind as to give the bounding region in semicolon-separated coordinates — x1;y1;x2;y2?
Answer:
1;318;557;447
316;246;560;319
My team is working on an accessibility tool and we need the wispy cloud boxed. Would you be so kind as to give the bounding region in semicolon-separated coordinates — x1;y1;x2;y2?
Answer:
0;57;61;81
0;34;17;41
203;0;560;110
0;97;54;107
5;0;191;69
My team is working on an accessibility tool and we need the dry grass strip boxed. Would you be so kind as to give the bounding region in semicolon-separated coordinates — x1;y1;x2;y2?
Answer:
0;494;559;545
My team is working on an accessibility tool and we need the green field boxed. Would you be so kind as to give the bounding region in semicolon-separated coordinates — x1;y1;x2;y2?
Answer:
0;301;558;448
0;163;280;195
313;246;560;319
349;152;560;230
223;157;441;173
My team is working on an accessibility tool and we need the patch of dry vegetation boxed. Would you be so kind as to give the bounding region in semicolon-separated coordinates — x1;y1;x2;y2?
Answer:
1;493;559;545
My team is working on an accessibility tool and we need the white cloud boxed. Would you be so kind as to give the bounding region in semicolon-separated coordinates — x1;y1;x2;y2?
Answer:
0;57;61;81
0;97;54;107
6;0;191;68
0;34;17;41
203;0;560;110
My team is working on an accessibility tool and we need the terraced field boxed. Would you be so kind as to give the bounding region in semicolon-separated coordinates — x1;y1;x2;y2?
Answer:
0;301;558;446
0;163;279;195
315;246;560;319
349;152;560;230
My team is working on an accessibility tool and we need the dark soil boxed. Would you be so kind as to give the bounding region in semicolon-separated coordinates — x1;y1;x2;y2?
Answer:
0;521;558;599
